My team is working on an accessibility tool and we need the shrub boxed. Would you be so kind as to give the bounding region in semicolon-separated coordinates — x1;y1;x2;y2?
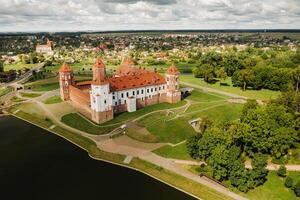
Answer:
277;165;287;177
294;180;300;197
285;176;294;188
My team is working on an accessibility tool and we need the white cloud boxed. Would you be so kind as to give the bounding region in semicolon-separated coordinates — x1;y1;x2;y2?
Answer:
0;0;299;31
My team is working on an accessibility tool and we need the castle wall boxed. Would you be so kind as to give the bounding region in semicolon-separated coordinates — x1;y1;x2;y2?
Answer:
69;85;90;108
92;109;114;124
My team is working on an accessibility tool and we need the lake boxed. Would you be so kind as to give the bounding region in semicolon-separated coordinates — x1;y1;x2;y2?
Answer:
0;116;197;200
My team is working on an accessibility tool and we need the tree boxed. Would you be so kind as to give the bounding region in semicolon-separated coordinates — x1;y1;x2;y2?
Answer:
292;66;300;92
277;165;287;177
285;176;294;188
215;67;228;83
186;136;199;159
199;117;212;134
0;60;3;72
294;180;300;197
239;69;254;91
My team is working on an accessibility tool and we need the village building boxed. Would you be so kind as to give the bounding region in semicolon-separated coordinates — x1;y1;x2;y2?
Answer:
36;39;54;54
59;58;181;124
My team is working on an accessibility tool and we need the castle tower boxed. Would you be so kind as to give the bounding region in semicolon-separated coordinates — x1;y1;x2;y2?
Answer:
165;65;181;104
90;59;114;124
59;63;73;101
93;58;106;82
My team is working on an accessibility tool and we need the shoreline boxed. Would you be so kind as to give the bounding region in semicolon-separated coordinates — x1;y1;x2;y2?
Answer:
7;113;207;200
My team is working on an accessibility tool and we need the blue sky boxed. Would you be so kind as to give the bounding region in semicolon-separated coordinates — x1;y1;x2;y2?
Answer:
0;0;299;32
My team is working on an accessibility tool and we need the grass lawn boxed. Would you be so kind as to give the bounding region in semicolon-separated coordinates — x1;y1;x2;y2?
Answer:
10;96;25;102
101;100;187;126
4;63;37;71
61;113;118;135
137;112;196;144
153;143;193;160
0;86;13;97
130;158;234;200
125;127;158;143
180;74;280;101
43;95;62;104
246;171;300;200
183;103;243;125
186;90;228;102
25;77;59;91
20;92;42;98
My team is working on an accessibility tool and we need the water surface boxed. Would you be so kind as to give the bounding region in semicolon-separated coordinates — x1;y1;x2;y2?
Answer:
0;116;196;200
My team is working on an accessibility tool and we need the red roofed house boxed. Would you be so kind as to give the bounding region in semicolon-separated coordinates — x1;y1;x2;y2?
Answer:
59;58;181;124
36;39;54;54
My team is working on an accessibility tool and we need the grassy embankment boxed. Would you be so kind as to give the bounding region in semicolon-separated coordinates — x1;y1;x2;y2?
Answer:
3;63;36;71
7;104;234;200
180;74;280;101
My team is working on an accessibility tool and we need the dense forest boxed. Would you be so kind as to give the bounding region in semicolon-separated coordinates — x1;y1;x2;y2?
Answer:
192;47;300;91
187;86;300;193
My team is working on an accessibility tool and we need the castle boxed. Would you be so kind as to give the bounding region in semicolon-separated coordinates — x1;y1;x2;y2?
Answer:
59;58;181;124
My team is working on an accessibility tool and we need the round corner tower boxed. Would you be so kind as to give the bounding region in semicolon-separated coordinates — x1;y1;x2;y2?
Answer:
165;65;181;104
59;63;73;101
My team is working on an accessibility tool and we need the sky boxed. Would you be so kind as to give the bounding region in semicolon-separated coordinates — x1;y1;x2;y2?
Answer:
0;0;300;32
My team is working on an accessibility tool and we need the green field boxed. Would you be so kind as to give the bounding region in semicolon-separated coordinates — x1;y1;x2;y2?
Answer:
180;74;280;101
20;92;41;98
43;95;62;104
153;143;193;160
61;113;118;135
10;96;25;102
4;63;37;71
246;171;300;200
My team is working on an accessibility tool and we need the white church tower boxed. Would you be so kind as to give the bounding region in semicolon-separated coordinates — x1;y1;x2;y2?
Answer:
90;58;114;124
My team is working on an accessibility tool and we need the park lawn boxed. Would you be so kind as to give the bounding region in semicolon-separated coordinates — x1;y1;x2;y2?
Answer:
61;113;118;135
25;77;59;91
186;90;228;102
101;100;187;126
43;95;62;104
246;171;300;200
20;92;42;98
184;102;243;125
0;86;13;97
125;127;158;143
4;63;36;71
153;143;193;160
137;112;196;144
180;74;280;101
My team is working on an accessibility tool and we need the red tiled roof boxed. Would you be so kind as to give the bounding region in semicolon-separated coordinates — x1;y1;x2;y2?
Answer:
108;71;166;91
166;65;180;75
59;63;72;72
93;58;105;68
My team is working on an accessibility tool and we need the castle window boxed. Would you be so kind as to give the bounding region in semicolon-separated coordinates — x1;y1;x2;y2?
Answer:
115;102;117;106
137;90;139;95
126;92;129;97
113;95;115;100
124;100;126;104
133;91;135;95
142;90;144;94
151;88;153;92
159;87;161;90
155;88;157;91
163;86;165;90
121;93;124;98
104;100;107;104
147;89;149;93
